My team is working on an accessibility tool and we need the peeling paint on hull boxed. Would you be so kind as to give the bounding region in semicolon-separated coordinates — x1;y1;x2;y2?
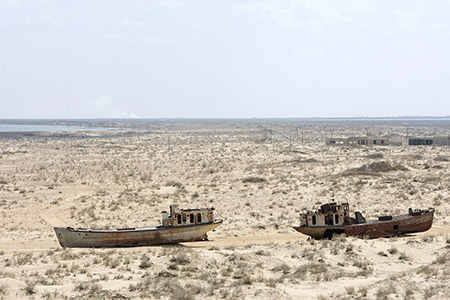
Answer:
293;210;434;239
54;219;223;248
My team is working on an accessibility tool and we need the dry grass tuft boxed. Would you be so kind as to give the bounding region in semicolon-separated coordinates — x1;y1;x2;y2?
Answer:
366;153;384;159
434;155;449;162
21;281;37;296
0;283;9;299
343;161;408;176
242;176;267;183
170;252;191;265
73;289;128;300
138;255;153;269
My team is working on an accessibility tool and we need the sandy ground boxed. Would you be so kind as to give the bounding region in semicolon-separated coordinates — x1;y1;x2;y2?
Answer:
0;119;449;299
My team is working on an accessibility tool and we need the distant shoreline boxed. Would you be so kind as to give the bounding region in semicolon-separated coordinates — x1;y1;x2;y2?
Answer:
1;117;450;132
1;116;450;122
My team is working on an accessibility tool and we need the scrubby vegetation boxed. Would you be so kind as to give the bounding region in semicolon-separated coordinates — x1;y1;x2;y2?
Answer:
1;120;450;299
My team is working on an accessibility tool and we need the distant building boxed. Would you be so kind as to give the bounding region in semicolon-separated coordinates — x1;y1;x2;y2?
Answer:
326;135;450;146
347;137;389;146
325;138;347;145
408;136;450;146
326;137;390;146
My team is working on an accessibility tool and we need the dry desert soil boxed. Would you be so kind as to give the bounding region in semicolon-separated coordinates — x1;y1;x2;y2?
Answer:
0;119;449;300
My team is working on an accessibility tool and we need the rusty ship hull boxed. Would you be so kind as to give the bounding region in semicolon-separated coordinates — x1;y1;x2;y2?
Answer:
54;219;223;248
293;209;434;239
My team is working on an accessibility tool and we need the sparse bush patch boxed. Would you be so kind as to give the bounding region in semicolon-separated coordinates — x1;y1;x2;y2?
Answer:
242;176;266;183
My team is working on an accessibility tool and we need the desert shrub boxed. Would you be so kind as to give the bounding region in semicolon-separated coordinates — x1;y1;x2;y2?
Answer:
434;155;449;162
294;262;328;278
0;283;9;298
170;252;191;265
242;176;266;183
376;283;396;300
182;265;198;273
423;286;436;298
59;249;80;260
139;255;152;269
388;247;398;255
287;158;320;164
345;286;355;295
74;282;101;293
421;234;435;242
358;286;368;297
158;271;177;278
398;252;409;261
433;252;449;264
41;290;66;300
254;250;269;256
301;247;316;260
15;253;33;265
366;153;384;159
353;259;370;269
271;263;291;275
75;290;127;300
264;277;277;288
240;273;253;285
417;265;437;277
169;285;196;300
343;161;408;176
22;281;36;296
220;265;233;277
165;181;183;188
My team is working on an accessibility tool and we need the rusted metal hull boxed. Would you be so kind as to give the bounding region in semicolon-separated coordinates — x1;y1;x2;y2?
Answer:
54;219;223;248
293;209;434;239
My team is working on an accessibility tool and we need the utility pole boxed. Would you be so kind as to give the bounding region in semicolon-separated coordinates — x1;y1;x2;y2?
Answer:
167;136;171;153
406;128;409;146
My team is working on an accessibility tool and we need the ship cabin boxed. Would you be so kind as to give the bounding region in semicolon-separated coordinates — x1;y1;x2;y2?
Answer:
300;203;366;227
161;205;215;227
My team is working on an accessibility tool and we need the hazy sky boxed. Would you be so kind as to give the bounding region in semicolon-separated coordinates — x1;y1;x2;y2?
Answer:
1;0;450;118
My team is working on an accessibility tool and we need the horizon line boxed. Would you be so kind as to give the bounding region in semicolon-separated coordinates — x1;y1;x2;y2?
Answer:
1;116;450;121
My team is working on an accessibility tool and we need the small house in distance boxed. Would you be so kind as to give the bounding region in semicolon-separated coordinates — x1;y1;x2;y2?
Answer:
325;137;348;145
407;136;450;146
326;136;390;146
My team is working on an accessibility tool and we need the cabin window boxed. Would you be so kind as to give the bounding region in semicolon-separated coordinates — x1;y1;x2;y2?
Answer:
393;224;398;230
197;213;202;223
177;215;181;224
312;215;316;225
335;214;339;224
182;214;187;223
325;215;334;225
190;214;194;223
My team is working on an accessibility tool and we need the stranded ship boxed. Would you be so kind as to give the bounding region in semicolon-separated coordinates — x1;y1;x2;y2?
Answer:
54;205;222;248
293;202;434;239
